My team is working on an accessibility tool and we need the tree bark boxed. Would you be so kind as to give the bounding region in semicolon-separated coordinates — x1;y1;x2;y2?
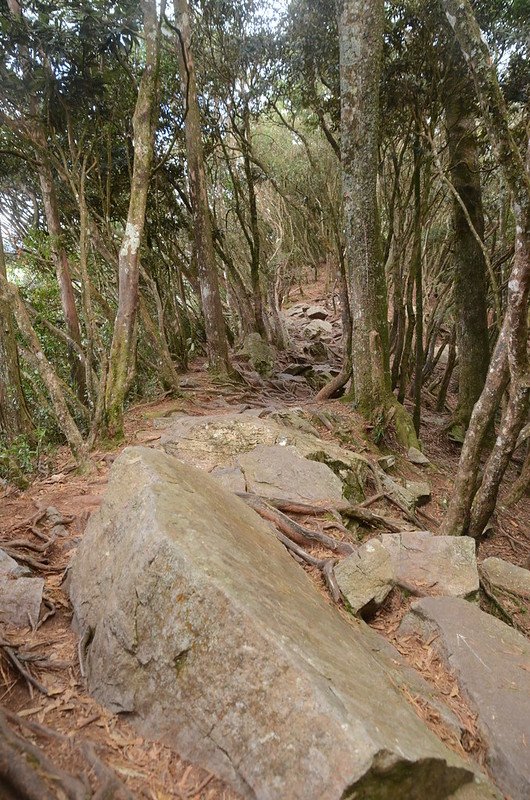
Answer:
443;50;490;429
338;0;390;414
104;0;161;439
174;0;232;375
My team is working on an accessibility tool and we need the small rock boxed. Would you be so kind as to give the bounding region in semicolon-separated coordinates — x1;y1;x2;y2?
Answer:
284;302;309;317
481;557;530;601
379;531;479;598
334;539;394;615
0;572;44;627
405;480;431;506
0;548;30;578
283;363;312;376
407;446;430;465
377;455;396;472
240;333;275;378
303;319;333;339
399;596;530;800
305;305;329;320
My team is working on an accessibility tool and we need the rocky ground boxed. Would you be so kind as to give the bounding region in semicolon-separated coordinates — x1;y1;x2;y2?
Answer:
1;287;529;799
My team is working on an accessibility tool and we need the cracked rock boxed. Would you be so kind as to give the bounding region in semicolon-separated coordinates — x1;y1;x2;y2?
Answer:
69;447;496;800
334;539;394;615
379;531;479;598
399;596;530;800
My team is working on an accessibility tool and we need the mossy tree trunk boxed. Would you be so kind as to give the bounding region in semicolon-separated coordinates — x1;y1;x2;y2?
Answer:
104;0;161;440
174;0;232;375
444;50;490;430
338;0;418;446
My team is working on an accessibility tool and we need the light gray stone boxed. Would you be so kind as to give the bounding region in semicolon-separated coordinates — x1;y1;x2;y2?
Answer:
69;447;494;800
405;480;431;505
304;319;333;339
305;305;329;320
379;532;479;598
399;596;530;800
481;557;530;601
407;446;430;465
0;548;30;578
334;539;394;615
236;444;344;504
0;574;44;628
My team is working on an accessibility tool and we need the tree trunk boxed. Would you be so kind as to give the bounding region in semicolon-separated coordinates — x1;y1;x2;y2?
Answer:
174;0;232;375
104;0;161;439
0;223;33;440
439;0;530;536
443;52;490;428
338;0;390;414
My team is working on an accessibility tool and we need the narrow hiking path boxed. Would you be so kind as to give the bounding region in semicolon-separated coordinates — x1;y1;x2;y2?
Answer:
1;290;529;799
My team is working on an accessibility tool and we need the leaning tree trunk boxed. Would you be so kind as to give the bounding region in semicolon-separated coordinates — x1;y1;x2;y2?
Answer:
6;0;86;400
0;222;33;440
444;49;490;430
338;0;418;447
104;0;160;439
439;0;530;537
174;0;232;375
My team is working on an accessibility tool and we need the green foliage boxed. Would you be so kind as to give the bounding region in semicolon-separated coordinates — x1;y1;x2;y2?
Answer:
0;429;48;486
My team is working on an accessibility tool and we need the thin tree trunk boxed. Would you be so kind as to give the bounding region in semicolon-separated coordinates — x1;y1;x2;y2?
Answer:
443;51;490;429
174;0;232;375
440;0;530;536
104;0;161;438
0;222;33;440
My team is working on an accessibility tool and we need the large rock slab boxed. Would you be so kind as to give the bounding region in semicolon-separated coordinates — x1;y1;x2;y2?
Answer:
379;532;479;598
334;539;393;615
399;596;530;800
481;557;530;601
159;410;369;500
69;447;495;800
236;444;344;503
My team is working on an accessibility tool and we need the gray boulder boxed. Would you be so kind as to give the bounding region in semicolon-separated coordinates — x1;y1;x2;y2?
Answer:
407;446;430;465
69;447;495;800
0;549;43;628
305;305;329;320
380;531;479;598
480;557;530;601
334;539;393;615
399;596;530;800
304;319;333;339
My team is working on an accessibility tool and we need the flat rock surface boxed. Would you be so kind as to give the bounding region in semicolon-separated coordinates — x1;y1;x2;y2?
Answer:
481;557;530;600
379;531;479;598
399;596;530;800
69;447;493;800
236;444;344;503
334;539;393;614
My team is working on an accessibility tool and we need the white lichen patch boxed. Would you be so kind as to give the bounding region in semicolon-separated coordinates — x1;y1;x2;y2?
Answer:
120;222;141;257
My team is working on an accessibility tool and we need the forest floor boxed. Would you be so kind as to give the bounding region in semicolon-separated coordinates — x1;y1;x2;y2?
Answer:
1;284;529;798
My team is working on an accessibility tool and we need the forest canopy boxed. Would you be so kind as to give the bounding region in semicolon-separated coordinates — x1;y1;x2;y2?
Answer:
0;0;529;538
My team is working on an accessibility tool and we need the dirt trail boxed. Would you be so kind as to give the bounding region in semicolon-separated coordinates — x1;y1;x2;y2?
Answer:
1;291;529;798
